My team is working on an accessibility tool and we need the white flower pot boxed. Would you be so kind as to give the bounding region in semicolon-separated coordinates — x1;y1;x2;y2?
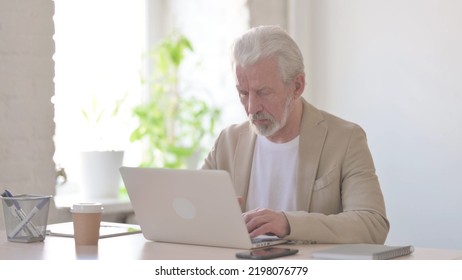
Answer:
80;150;124;200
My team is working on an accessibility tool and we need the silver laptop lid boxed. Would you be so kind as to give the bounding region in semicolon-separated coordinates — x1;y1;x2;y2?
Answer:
120;167;257;249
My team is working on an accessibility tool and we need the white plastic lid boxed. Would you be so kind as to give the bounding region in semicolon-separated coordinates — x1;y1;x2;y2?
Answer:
70;202;104;213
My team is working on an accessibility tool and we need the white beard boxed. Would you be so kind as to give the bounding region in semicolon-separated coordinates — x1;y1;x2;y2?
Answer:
249;96;293;137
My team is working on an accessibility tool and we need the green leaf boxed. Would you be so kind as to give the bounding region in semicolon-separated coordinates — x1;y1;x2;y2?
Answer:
130;32;221;168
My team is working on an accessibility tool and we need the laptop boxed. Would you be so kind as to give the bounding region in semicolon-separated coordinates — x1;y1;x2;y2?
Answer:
119;167;287;249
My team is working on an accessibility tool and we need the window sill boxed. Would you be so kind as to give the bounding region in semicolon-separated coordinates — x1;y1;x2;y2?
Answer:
54;193;133;214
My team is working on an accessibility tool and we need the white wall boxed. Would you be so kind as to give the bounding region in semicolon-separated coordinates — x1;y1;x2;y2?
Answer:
292;0;462;249
0;0;65;229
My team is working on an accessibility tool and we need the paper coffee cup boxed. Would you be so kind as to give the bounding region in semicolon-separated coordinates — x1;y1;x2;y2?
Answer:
71;203;104;245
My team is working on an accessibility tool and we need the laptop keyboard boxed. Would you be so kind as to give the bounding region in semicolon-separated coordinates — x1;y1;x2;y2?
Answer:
251;235;281;244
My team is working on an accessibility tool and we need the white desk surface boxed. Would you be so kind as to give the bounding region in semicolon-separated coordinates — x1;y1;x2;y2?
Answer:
1;227;462;260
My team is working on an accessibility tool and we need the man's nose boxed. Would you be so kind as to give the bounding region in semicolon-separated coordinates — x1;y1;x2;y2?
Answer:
247;93;262;115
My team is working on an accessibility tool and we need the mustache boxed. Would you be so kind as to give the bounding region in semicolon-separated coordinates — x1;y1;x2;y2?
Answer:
249;112;273;121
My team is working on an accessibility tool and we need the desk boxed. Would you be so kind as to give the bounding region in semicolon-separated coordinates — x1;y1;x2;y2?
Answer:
1;228;462;260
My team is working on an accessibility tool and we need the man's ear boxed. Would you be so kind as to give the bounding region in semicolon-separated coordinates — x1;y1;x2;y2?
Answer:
293;73;305;98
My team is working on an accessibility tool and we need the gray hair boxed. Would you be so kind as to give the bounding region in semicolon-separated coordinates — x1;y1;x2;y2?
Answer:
231;25;305;83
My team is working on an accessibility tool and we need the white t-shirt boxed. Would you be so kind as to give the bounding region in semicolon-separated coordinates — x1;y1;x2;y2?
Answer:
245;135;299;212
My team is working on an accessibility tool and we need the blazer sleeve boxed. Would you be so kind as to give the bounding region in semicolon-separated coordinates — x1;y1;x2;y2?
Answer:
200;125;237;172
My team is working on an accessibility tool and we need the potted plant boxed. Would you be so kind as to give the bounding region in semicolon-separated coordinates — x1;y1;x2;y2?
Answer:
130;33;220;168
79;94;128;199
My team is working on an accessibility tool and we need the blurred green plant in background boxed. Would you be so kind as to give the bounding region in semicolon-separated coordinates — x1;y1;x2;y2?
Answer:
130;33;220;168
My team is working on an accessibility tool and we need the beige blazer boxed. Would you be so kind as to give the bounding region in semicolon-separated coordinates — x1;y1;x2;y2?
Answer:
202;98;390;244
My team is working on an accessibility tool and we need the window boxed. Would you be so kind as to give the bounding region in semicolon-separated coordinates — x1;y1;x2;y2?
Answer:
165;0;249;125
53;0;248;195
53;0;146;193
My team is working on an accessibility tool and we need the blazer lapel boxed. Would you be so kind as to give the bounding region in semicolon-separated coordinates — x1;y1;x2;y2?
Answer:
297;99;328;211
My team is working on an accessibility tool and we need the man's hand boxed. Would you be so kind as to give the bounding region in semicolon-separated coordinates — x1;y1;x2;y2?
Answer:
242;208;290;238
